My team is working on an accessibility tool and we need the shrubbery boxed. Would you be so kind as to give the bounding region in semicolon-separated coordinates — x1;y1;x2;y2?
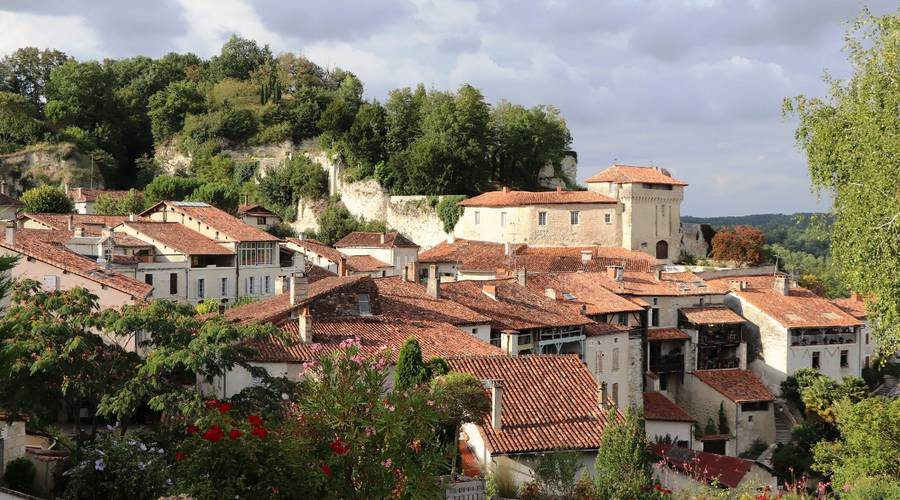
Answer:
20;185;73;213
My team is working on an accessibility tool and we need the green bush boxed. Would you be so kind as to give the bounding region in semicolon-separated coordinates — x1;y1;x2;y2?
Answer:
217;108;257;142
3;457;35;494
189;182;239;213
395;337;428;390
145;175;203;204
20;185;73;213
841;476;900;500
265;222;297;239
436;195;466;234
94;189;146;215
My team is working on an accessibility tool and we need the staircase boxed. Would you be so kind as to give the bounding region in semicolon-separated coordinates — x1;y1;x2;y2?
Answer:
774;402;794;444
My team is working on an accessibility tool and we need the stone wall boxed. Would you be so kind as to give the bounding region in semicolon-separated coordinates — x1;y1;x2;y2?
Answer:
537;152;578;188
680;223;710;259
0;142;98;190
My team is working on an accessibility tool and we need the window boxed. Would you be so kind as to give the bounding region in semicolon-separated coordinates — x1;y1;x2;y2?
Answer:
264;276;271;294
221;277;228;297
474;211;480;225
865;356;870;369
866;333;869;345
651;308;660;327
144;274;153;286
596;352;603;374
169;273;178;295
812;351;820;370
699;297;705;306
652;298;659;306
840;350;849;368
661;205;666;216
741;401;769;412
748;415;753;422
358;293;371;315
247;276;256;295
471;328;478;335
500;212;508;227
612;348;620;372
239;242;274;266
604;213;612;224
197;278;205;299
490;330;500;347
660;375;668;391
617;313;628;325
538;211;547;226
517;334;532;346
256;216;266;226
612;382;619;405
570;211;580;225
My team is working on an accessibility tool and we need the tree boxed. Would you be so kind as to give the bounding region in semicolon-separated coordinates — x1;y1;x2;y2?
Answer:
780;367;822;411
529;449;582;499
801;375;870;423
147;80;205;141
93;189;146;215
0;47;69;106
20;185;73;213
394;337;429;390
258;156;328;219
430;372;490;474
813;397;900;488
594;408;651;499
785;10;900;355
144;176;203;204
209;35;271;81
0;91;45;150
489;101;572;190
189;182;240;213
710;225;765;264
342;101;387;174
311;205;385;246
717;401;730;434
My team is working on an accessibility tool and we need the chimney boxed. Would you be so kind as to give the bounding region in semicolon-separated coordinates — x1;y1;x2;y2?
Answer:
503;242;511;256
128;213;136;222
217;302;226;315
298;307;313;343
851;291;862;302
599;381;609;409
515;267;527;287
606;265;623;282
482;284;497;300
773;274;790;296
728;279;746;292
404;261;419;283
579;304;587;315
290;273;310;306
274;275;289;295
654;268;662;281
556;185;562;193
491;380;504;430
337;256;347;277
380;233;386;245
545;288;557;300
4;220;15;246
580;250;592;263
427;264;440;299
74;227;84;238
76;187;83;200
67;214;74;231
0;180;6;195
501;186;510;194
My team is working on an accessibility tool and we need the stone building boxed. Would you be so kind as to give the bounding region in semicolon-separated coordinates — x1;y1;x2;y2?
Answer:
334;231;419;276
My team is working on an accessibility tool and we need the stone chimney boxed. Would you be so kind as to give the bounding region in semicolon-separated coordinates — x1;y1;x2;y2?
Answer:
580;250;592;263
404;261;419;283
851;291;862;302
654;268;662;281
606;265;623;282
545;288;557;300
4;220;15;246
1;180;7;195
274;275;289;295
556;185;562;193
128;213;136;222
67;214;74;231
482;284;497;300
599;381;609;409
337;256;347;277
298;307;313;344
515;267;527;287
503;242;511;256
728;279;746;292
427;264;440;299
290;273;310;306
501;186;510;194
491;380;504;430
380;233;386;245
579;304;587;316
773;274;790;296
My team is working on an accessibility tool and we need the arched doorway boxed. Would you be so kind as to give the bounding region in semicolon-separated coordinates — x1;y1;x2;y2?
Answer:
655;240;669;259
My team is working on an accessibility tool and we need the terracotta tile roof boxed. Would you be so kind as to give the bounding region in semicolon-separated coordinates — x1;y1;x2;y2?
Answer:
680;306;745;325
21;213;133;235
287;237;345;264
829;298;867;320
374;277;490;326
246;316;502;363
334;231;418;249
692;369;774;403
643;392;695;422
586;164;688;186
346;254;393;272
458;439;482;477
447;355;621;454
237;204;279;217
222;275;370;325
526;273;645;316
441;279;594;332
708;275;862;328
68;188;131;203
652;444;752;489
647;328;690;341
594;270;724;297
459;189;617;207
0;192;22;206
584;322;631;337
139;201;280;242
306;263;337;282
0;230;152;299
121;222;232;255
417;239;525;271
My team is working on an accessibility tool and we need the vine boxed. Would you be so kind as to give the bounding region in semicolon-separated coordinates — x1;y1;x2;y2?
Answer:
436;195;467;234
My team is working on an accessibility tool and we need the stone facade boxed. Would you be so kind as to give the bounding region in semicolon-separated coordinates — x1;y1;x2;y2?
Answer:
455;203;621;247
680;223;710;259
308;278;380;317
1;419;26;474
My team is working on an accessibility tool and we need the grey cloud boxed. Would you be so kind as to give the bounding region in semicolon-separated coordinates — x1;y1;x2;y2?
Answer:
250;0;414;42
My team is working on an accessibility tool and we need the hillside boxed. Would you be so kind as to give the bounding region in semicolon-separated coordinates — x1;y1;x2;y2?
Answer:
683;212;832;258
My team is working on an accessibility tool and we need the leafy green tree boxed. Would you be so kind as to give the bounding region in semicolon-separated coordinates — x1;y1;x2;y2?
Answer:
436;195;467;234
780;367;821;411
801;375;870;423
317;73;364;143
144;176;203;204
147;80;206;141
785;10;900;354
530;449;582;499
430;372;490;474
342;101;387;175
20;185;73;213
209;35;272;81
0;91;45;150
258;156;328;219
813;397;900;488
0;47;69;106
3;457;36;495
384;85;426;154
394;337;429;390
308;205;385;246
93;189;146;215
189;182;240;213
489;101;572;189
594;408;652;499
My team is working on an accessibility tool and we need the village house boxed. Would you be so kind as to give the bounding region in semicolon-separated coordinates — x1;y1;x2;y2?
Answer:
66;187;131;214
286;237;398;278
334;231;419;276
830;294;881;368
448;355;621;490
651;444;776;492
586;164;688;261
237;203;282;229
643;391;696;449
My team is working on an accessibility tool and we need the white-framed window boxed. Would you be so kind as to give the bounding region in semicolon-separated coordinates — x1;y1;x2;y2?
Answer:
239;242;274;266
221;277;228;297
604;213;612;224
247;276;256;295
474;211;480;225
570;211;579;225
256;216;266;226
500;212;508;227
197;278;205;299
264;276;271;294
358;293;371;315
538;211;547;226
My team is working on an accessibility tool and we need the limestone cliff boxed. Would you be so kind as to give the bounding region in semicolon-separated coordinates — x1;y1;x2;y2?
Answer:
0;142;102;191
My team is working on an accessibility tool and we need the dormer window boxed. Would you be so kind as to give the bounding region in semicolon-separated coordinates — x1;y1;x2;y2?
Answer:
358;293;371;315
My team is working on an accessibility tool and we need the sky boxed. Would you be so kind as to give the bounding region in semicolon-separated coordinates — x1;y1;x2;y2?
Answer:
1;0;895;216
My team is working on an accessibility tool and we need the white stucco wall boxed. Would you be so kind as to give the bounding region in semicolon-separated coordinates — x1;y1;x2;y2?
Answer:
646;420;694;447
584;332;632;407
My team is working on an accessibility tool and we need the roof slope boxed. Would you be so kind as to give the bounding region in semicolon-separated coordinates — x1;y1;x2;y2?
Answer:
459;189;616;207
643;392;695;422
335;231;418;249
526;273;645;316
69;189;131;203
680;306;745;325
692;369;774;403
21;213;133;235
375;277;490;326
647;328;690;341
652;444;753;488
829;297;867;320
345;254;393;272
222;275;369;325
0;192;22;206
140;201;280;242
448;355;620;454
287;237;346;264
237;204;279;217
122;222;232;255
586;164;688;186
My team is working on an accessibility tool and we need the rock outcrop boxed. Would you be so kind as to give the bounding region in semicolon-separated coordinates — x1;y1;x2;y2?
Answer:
0;142;101;191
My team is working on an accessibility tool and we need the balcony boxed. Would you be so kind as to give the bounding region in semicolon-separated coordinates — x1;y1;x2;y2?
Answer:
791;331;857;347
649;353;684;374
698;331;741;345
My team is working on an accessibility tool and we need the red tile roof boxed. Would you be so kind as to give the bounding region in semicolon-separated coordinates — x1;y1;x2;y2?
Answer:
374;277;490;326
121;222;232;255
680;306;745;325
237;204;279;217
643;392;695;422
692;369;774;403
334;231;418;249
287;237;345;264
345;254;393;272
526;273;645;316
647;328;691;341
0;192;22;206
222;275;370;325
447;355;621;454
829;297;867;320
247;316;502;363
708;275;861;328
459;189;617;207
417;239;525;272
21;213;133;235
68;188;131;203
584;322;631;337
140;201;280;242
440;279;594;332
0;229;152;299
306;263;337;282
593;270;725;297
586;164;688;186
652;444;753;489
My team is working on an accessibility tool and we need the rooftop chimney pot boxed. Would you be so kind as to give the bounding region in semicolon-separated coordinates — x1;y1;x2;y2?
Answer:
491;379;504;430
482;284;497;300
380;233;386;245
580;250;592;263
298;307;313;344
773;275;790;296
4;220;15;246
503;242;511;256
501;186;510;194
67;214;74;231
599;382;609;409
427;264;440;299
290;273;310;306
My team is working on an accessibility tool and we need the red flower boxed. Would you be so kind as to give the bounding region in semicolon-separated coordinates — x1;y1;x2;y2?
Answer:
175;451;186;461
217;401;231;413
204;399;219;409
203;424;225;443
329;438;350;455
229;428;242;440
186;424;199;434
251;426;268;439
247;415;263;428
320;463;331;476
271;487;280;494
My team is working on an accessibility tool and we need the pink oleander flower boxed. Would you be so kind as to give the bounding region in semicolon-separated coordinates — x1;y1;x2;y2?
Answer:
382;458;392;468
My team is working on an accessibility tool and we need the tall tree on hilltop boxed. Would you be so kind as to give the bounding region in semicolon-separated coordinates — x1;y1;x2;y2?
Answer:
785;10;900;355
